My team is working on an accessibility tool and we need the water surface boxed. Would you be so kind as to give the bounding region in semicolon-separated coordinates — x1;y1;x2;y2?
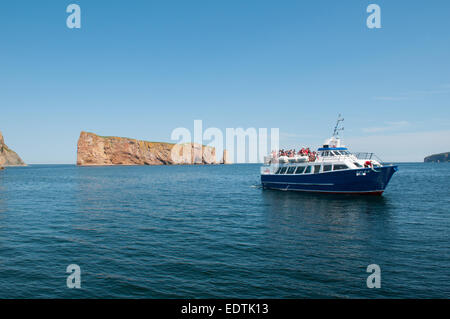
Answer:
0;163;448;298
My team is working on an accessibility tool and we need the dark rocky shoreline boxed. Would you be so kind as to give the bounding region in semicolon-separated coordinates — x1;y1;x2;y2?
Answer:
424;152;450;163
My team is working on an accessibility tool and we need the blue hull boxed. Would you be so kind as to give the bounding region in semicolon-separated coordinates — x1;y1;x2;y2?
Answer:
261;166;398;195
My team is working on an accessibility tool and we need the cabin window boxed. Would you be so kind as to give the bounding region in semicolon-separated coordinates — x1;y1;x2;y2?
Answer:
287;166;296;174
333;164;348;171
353;162;362;168
314;165;321;174
323;165;332;172
304;166;312;174
279;167;287;174
274;167;282;174
295;166;305;174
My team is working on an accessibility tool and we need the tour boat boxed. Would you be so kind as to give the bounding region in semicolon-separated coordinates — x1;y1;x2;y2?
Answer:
260;116;398;195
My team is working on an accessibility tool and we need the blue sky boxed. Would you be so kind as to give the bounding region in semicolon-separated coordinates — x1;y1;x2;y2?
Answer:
1;0;449;163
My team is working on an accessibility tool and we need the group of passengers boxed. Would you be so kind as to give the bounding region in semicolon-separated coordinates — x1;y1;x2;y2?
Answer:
276;148;314;157
273;148;318;161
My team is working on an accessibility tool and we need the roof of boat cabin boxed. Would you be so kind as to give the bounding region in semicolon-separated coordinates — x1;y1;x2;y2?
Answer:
318;147;348;151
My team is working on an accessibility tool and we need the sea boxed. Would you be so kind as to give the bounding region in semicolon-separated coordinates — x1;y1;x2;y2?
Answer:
0;163;448;298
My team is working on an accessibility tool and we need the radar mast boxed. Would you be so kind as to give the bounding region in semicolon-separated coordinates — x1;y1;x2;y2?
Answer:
333;114;344;137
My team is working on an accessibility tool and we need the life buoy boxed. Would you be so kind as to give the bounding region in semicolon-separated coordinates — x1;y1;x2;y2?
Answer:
364;160;372;168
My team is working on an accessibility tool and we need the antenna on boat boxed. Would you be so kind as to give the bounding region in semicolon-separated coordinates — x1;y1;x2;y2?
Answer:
333;114;344;137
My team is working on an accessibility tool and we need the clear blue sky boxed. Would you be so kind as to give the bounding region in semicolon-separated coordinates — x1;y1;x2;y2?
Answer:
1;0;449;163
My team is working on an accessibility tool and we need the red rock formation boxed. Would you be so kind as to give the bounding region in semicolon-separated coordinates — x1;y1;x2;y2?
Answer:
76;131;219;166
0;130;25;166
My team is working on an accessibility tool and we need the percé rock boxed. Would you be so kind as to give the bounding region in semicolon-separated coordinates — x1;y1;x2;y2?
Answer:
424;152;450;163
77;131;227;166
0;130;25;166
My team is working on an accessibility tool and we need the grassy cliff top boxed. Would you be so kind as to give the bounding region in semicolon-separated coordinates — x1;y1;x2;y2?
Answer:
82;131;213;148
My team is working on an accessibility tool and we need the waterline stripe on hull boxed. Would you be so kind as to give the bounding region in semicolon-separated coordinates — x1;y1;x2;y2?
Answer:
264;187;384;195
262;182;334;186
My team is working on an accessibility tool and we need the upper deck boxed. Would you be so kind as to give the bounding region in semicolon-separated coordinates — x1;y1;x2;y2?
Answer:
262;142;386;176
261;115;389;175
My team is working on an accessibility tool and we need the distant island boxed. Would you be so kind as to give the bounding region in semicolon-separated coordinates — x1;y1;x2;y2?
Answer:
424;152;450;163
77;131;230;166
0;130;26;167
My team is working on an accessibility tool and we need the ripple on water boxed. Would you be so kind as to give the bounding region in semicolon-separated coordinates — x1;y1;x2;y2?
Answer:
0;163;449;298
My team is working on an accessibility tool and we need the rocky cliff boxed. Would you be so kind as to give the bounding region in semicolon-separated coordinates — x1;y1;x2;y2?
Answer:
424;152;450;163
77;131;226;166
0;130;25;166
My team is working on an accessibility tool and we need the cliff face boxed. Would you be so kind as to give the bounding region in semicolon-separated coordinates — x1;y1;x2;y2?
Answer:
0;130;25;166
77;131;222;166
424;152;450;163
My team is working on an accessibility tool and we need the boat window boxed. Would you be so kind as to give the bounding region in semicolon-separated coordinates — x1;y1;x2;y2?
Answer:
334;151;342;155
333;164;348;171
323;151;329;157
274;167;282;174
314;165;321;174
304;166;312;174
353;162;362;168
295;166;305;174
287;166;296;174
279;167;287;174
323;165;332;172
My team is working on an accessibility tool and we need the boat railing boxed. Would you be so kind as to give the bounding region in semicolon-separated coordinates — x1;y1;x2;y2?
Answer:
352;152;385;164
261;153;388;171
314;155;350;162
264;155;353;166
353;152;374;160
260;164;279;175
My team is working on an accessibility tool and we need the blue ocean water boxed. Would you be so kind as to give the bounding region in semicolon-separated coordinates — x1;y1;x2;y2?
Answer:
0;163;448;298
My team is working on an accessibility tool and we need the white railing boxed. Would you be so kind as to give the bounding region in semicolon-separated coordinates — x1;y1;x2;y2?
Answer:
314;155;352;162
260;164;279;175
352;152;386;164
261;152;388;172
